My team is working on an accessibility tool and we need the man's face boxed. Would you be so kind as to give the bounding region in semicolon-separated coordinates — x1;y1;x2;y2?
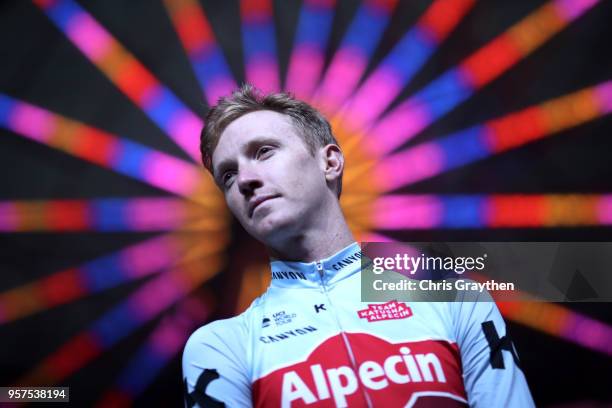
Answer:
212;110;329;244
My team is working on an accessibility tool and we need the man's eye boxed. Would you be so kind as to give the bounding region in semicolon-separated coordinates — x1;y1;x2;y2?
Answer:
256;146;273;159
222;171;235;186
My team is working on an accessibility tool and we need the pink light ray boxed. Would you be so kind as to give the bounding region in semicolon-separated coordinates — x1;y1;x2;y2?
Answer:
365;101;431;157
167;111;203;161
124;198;193;232
286;44;325;99
128;272;188;321
372;143;445;191
0;203;18;232
8;104;56;143
596;196;612;225
246;57;281;94
563;314;612;356
595;81;612;113
149;307;202;356
206;77;238;105
65;12;113;60
120;233;189;279
149;318;187;357
142;152;202;196
342;66;404;131
372;195;443;229
314;47;368;114
554;0;599;20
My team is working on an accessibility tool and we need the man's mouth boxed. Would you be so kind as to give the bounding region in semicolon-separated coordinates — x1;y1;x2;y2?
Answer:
249;195;278;217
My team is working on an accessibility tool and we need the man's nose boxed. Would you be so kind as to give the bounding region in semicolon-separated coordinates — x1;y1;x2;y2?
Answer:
236;166;263;196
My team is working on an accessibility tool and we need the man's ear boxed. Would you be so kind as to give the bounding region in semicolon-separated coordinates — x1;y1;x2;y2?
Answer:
321;144;344;186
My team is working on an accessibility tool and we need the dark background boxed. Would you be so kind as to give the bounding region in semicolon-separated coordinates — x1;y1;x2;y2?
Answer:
0;0;611;406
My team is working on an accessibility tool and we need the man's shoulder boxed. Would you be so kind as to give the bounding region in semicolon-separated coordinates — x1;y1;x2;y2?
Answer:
189;314;243;341
185;291;270;349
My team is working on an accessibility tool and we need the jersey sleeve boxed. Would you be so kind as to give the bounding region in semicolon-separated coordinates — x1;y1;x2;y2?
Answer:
451;293;535;407
182;318;251;407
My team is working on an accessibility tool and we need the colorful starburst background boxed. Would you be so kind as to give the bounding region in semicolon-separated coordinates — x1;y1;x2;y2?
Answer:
0;0;611;406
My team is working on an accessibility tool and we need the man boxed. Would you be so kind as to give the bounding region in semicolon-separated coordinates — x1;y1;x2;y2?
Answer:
183;84;534;407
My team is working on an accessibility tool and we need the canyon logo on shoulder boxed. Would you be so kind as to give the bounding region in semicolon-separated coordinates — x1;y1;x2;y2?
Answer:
358;300;413;322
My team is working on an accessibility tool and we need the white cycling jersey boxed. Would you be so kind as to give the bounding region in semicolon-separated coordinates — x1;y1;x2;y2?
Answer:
183;243;534;407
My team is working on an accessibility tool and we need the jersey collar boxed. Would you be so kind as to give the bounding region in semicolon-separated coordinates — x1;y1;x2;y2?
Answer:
269;242;367;288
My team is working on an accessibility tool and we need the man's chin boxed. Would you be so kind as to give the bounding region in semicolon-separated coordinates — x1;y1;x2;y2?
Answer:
248;214;295;245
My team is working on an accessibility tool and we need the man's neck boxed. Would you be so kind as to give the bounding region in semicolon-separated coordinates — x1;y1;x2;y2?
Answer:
267;203;355;262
